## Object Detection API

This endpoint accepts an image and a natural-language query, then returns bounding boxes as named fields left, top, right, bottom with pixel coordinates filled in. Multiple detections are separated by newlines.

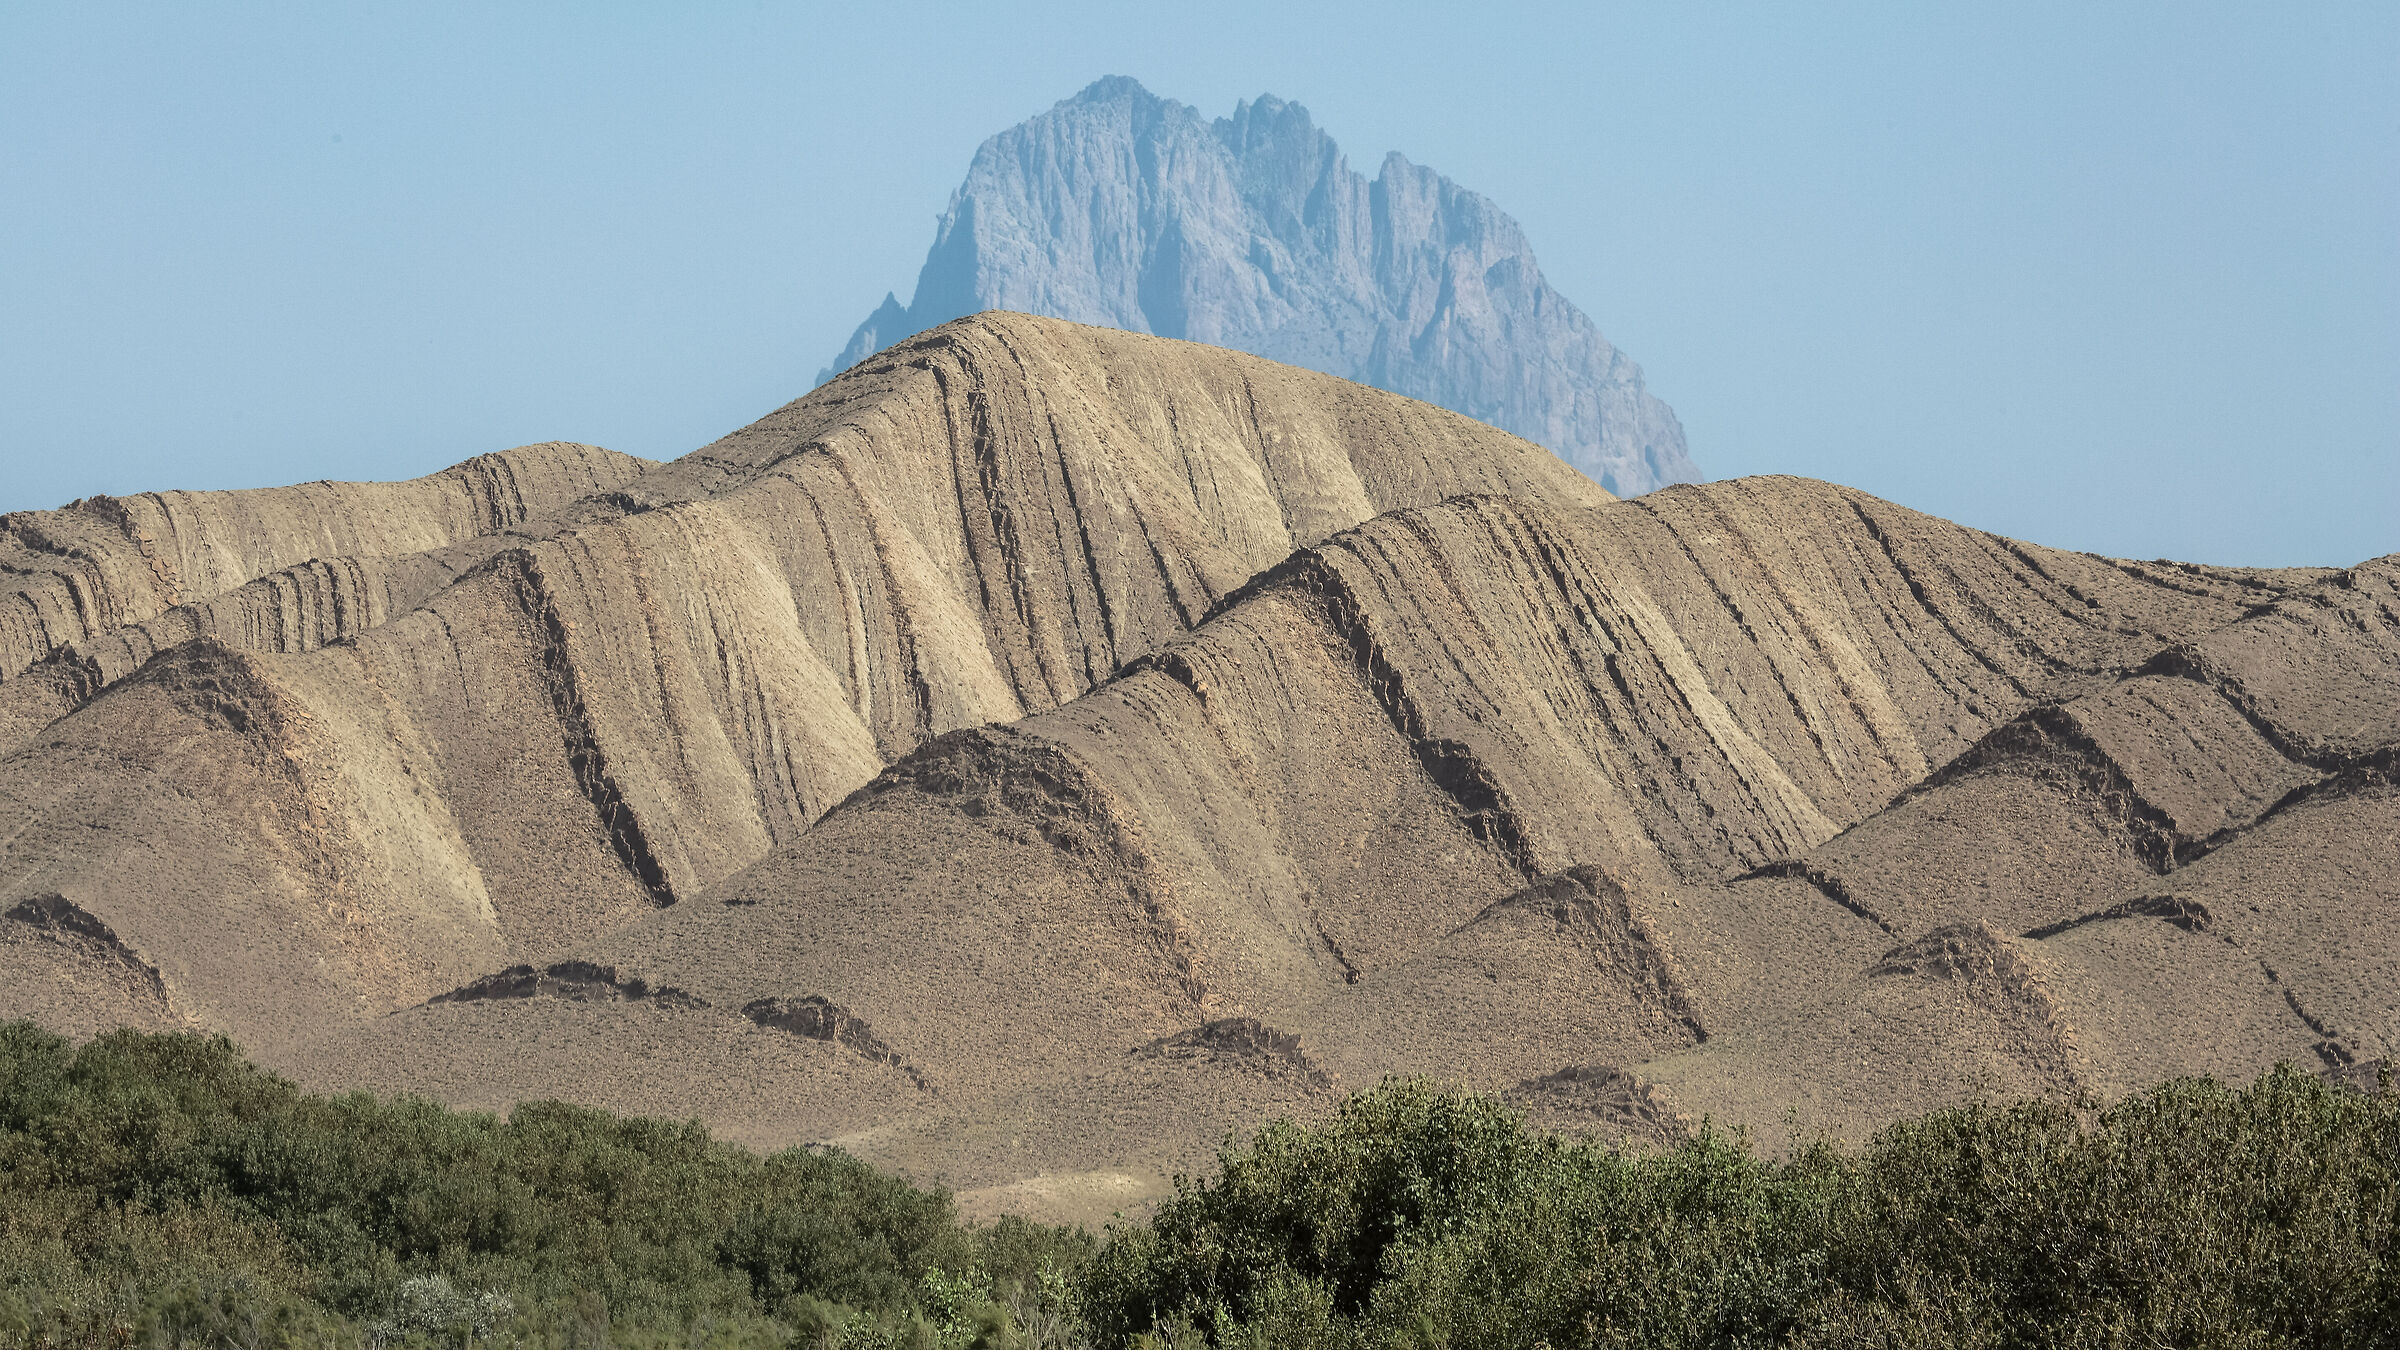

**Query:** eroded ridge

left=0, top=316, right=1604, bottom=1063
left=1458, top=867, right=1709, bottom=1044
left=1, top=319, right=2388, bottom=1226
left=360, top=473, right=2356, bottom=1210
left=0, top=442, right=650, bottom=684
left=1504, top=1064, right=1689, bottom=1145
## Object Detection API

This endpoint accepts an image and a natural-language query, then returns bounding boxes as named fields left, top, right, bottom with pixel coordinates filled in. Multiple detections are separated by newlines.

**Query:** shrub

left=8, top=1023, right=2392, bottom=1350
left=1082, top=1068, right=2400, bottom=1349
left=0, top=1023, right=1089, bottom=1348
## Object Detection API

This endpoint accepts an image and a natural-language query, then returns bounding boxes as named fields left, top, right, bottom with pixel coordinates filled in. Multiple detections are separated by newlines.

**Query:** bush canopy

left=2, top=1021, right=2393, bottom=1349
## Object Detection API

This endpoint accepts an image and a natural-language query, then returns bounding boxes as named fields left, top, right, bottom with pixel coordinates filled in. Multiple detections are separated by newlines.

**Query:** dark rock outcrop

left=4, top=893, right=167, bottom=1005
left=1505, top=1064, right=1689, bottom=1145
left=427, top=961, right=705, bottom=1008
left=744, top=996, right=927, bottom=1088
left=1133, top=1018, right=1331, bottom=1087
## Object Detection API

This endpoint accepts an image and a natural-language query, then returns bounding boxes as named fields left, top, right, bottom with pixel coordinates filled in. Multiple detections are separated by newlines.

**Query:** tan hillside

left=0, top=442, right=655, bottom=754
left=0, top=314, right=1604, bottom=1055
left=2, top=314, right=2389, bottom=1227
left=290, top=480, right=2384, bottom=1218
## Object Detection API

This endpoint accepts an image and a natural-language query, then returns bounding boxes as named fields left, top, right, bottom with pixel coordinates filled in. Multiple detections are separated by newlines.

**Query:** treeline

left=0, top=1024, right=1083, bottom=1349
left=1094, top=1072, right=2398, bottom=1348
left=2, top=1023, right=2394, bottom=1350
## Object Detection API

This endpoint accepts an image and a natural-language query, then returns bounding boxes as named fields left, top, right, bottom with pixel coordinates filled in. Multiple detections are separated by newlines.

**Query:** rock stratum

left=824, top=77, right=1698, bottom=496
left=4, top=314, right=2392, bottom=1226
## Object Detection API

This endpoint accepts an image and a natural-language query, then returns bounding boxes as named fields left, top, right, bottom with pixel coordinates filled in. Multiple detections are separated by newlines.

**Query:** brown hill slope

left=4, top=318, right=2388, bottom=1228
left=0, top=314, right=1604, bottom=1053
left=1638, top=555, right=2400, bottom=1146
left=0, top=443, right=654, bottom=754
left=291, top=480, right=2387, bottom=1218
left=0, top=442, right=650, bottom=681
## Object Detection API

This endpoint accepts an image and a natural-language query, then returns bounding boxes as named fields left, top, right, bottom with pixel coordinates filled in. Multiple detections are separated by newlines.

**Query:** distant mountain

left=822, top=76, right=1699, bottom=495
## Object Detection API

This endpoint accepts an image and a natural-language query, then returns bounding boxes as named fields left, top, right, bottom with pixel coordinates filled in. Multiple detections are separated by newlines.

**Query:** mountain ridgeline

left=823, top=77, right=1698, bottom=496
left=2, top=314, right=2393, bottom=1233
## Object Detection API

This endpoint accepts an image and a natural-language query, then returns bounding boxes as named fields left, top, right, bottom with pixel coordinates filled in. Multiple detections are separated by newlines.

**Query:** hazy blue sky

left=4, top=2, right=2393, bottom=564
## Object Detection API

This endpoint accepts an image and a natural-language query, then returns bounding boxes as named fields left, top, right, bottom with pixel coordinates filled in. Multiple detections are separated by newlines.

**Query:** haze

left=2, top=1, right=2392, bottom=565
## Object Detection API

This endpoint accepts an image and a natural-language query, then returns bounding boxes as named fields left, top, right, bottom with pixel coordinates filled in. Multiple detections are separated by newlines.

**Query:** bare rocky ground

left=3, top=314, right=2390, bottom=1226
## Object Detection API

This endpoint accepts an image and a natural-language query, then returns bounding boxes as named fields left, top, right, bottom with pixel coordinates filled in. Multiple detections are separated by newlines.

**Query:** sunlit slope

left=315, top=480, right=2383, bottom=1214
left=0, top=314, right=1604, bottom=1056
left=5, top=317, right=2388, bottom=1228
left=0, top=443, right=654, bottom=751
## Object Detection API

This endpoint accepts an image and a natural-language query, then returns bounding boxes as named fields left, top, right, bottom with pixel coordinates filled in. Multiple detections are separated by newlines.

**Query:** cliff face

left=823, top=77, right=1699, bottom=496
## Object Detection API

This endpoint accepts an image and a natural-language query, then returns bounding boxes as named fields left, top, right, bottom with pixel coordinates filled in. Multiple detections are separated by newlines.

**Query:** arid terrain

left=5, top=314, right=2392, bottom=1224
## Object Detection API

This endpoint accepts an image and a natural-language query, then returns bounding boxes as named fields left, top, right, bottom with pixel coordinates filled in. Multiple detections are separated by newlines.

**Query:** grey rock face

left=822, top=76, right=1699, bottom=495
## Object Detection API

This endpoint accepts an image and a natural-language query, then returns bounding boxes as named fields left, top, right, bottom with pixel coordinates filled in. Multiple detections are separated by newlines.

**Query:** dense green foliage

left=1087, top=1070, right=2400, bottom=1349
left=5, top=1021, right=2395, bottom=1348
left=0, top=1023, right=1086, bottom=1348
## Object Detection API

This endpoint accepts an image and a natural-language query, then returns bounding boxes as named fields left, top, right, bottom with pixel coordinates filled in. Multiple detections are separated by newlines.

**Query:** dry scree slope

left=4, top=314, right=2389, bottom=1227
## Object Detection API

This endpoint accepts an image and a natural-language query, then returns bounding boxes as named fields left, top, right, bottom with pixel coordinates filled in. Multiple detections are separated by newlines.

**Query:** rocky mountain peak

left=822, top=77, right=1699, bottom=494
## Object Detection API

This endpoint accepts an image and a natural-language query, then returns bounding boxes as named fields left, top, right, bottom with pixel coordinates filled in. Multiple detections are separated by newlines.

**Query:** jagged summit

left=822, top=77, right=1698, bottom=496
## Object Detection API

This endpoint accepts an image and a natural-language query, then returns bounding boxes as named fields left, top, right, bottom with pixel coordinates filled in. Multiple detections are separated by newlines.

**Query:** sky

left=2, top=2, right=2393, bottom=566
